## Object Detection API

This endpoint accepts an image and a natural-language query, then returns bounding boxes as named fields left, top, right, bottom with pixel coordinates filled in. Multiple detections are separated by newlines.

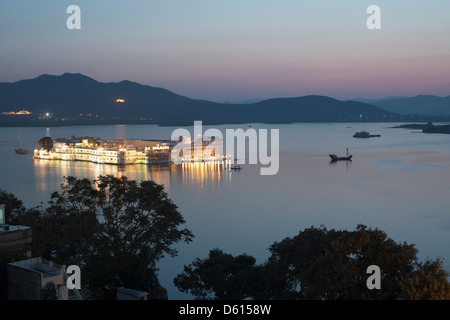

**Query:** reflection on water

left=179, top=161, right=232, bottom=188
left=115, top=125, right=126, bottom=140
left=33, top=159, right=136, bottom=194
left=328, top=159, right=352, bottom=172
left=33, top=158, right=233, bottom=195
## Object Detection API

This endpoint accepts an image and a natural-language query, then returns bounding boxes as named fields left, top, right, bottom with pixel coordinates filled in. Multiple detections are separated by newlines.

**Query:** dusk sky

left=1, top=0, right=449, bottom=102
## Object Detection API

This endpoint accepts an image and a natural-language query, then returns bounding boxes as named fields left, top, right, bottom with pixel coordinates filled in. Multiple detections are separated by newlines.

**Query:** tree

left=29, top=175, right=194, bottom=299
left=400, top=258, right=450, bottom=300
left=37, top=137, right=53, bottom=151
left=174, top=225, right=450, bottom=300
left=174, top=248, right=259, bottom=300
left=0, top=188, right=26, bottom=225
left=87, top=137, right=99, bottom=146
left=41, top=282, right=57, bottom=300
left=0, top=189, right=34, bottom=299
left=264, top=224, right=444, bottom=300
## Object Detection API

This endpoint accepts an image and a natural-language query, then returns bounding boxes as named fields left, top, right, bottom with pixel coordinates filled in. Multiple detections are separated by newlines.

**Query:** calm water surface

left=1, top=122, right=449, bottom=299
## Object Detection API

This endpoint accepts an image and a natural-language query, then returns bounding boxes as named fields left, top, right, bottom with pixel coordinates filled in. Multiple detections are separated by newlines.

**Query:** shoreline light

left=2, top=110, right=32, bottom=115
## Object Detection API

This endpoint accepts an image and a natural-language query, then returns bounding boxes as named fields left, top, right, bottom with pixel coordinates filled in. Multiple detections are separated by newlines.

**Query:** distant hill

left=351, top=97, right=408, bottom=104
left=252, top=96, right=397, bottom=122
left=0, top=73, right=193, bottom=120
left=0, top=73, right=424, bottom=126
left=351, top=95, right=450, bottom=116
left=226, top=98, right=266, bottom=104
left=156, top=95, right=404, bottom=125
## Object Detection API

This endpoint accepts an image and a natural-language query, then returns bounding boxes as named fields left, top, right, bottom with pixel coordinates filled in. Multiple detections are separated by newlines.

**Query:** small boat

left=329, top=154, right=352, bottom=161
left=353, top=131, right=381, bottom=138
left=15, top=141, right=29, bottom=154
left=329, top=148, right=352, bottom=161
left=230, top=165, right=242, bottom=170
left=15, top=148, right=29, bottom=154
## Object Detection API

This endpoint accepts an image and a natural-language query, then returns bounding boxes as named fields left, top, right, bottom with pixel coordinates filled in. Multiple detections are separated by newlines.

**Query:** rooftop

left=8, top=257, right=64, bottom=278
left=0, top=225, right=30, bottom=234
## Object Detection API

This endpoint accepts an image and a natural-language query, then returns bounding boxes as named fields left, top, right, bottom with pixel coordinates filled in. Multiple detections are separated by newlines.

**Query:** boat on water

left=15, top=148, right=29, bottom=154
left=230, top=165, right=242, bottom=170
left=329, top=148, right=352, bottom=161
left=353, top=131, right=381, bottom=138
left=329, top=154, right=352, bottom=161
left=15, top=141, right=29, bottom=154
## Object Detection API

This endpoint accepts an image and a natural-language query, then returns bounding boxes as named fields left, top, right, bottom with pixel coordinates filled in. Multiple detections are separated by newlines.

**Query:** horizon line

left=1, top=72, right=449, bottom=103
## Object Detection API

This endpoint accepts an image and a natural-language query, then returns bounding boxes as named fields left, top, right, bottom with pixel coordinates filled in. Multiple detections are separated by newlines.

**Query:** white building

left=33, top=138, right=185, bottom=165
left=34, top=142, right=139, bottom=165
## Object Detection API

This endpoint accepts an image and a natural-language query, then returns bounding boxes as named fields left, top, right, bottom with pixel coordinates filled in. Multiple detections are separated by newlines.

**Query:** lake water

left=1, top=122, right=450, bottom=299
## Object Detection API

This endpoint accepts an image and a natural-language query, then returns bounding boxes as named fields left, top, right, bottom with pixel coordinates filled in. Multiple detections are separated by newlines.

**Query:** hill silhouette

left=0, top=73, right=420, bottom=126
left=351, top=95, right=450, bottom=116
left=0, top=73, right=191, bottom=120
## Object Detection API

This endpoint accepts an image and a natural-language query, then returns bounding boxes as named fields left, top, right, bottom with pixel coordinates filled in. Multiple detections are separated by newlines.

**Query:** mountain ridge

left=350, top=95, right=450, bottom=116
left=0, top=73, right=440, bottom=126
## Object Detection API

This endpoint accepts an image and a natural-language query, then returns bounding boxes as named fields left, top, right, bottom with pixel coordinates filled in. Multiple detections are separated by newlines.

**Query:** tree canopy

left=175, top=225, right=450, bottom=300
left=37, top=136, right=53, bottom=151
left=174, top=248, right=258, bottom=300
left=87, top=137, right=99, bottom=146
left=17, top=175, right=194, bottom=299
left=0, top=188, right=26, bottom=225
left=265, top=224, right=419, bottom=299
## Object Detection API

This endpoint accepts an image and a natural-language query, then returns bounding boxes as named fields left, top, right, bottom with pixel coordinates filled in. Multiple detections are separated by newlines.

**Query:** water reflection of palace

left=33, top=158, right=234, bottom=195
left=179, top=160, right=232, bottom=188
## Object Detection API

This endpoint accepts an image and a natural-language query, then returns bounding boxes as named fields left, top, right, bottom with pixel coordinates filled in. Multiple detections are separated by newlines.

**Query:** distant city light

left=116, top=99, right=125, bottom=103
left=1, top=110, right=31, bottom=115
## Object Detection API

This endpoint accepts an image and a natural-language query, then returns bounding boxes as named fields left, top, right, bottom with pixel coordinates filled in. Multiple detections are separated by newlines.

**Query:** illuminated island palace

left=33, top=136, right=225, bottom=165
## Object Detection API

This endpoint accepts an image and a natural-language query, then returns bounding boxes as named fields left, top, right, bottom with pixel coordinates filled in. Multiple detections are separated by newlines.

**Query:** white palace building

left=33, top=137, right=173, bottom=165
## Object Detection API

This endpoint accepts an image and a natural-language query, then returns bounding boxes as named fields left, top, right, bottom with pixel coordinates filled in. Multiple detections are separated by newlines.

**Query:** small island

left=393, top=122, right=450, bottom=134
left=353, top=131, right=381, bottom=138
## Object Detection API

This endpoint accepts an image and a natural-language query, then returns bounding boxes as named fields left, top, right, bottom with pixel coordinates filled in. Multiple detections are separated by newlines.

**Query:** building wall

left=0, top=227, right=32, bottom=252
left=6, top=257, right=68, bottom=300
left=7, top=263, right=42, bottom=300
left=106, top=139, right=175, bottom=151
left=34, top=139, right=176, bottom=164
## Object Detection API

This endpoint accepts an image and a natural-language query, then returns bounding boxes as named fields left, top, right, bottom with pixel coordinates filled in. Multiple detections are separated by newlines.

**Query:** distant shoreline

left=1, top=119, right=449, bottom=128
left=393, top=122, right=450, bottom=134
